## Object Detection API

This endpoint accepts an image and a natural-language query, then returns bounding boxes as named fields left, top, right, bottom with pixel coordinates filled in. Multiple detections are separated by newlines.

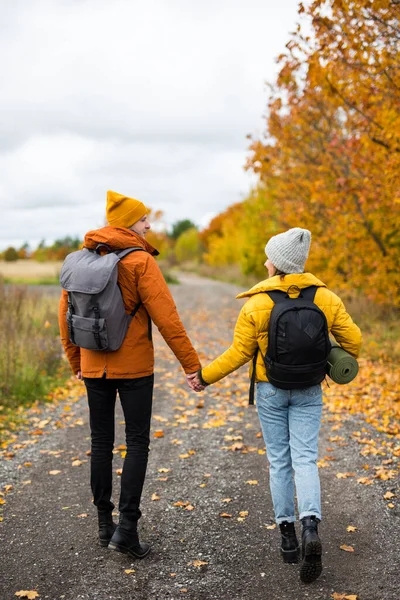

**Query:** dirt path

left=0, top=274, right=398, bottom=600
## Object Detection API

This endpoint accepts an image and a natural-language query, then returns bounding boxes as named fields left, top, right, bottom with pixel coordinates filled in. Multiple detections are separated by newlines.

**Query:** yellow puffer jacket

left=201, top=273, right=362, bottom=385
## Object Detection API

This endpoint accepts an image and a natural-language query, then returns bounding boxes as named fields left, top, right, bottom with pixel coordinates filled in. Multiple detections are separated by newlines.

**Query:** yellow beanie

left=106, top=190, right=147, bottom=228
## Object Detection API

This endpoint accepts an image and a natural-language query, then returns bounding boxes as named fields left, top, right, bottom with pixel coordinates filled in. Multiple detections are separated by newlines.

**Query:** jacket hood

left=236, top=272, right=327, bottom=299
left=83, top=226, right=159, bottom=256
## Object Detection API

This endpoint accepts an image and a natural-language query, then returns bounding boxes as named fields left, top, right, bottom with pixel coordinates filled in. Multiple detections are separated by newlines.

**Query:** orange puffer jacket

left=59, top=227, right=201, bottom=378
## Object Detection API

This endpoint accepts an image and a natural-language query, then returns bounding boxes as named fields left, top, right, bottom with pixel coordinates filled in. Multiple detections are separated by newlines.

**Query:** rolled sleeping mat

left=326, top=344, right=359, bottom=384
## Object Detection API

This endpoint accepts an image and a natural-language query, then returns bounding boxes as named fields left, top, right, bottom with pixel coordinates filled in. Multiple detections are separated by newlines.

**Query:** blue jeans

left=256, top=382, right=323, bottom=524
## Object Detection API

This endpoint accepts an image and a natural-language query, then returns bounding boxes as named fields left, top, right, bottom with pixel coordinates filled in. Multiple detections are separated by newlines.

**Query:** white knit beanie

left=265, top=228, right=311, bottom=274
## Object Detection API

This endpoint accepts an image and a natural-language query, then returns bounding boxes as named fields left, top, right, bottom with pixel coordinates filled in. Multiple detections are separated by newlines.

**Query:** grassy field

left=0, top=260, right=63, bottom=284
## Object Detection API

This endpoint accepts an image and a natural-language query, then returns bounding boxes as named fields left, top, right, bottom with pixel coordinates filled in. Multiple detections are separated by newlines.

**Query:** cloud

left=0, top=0, right=302, bottom=249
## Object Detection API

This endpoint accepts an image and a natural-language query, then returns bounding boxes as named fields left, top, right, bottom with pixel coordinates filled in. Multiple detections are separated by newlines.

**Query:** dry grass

left=0, top=260, right=63, bottom=283
left=0, top=281, right=67, bottom=415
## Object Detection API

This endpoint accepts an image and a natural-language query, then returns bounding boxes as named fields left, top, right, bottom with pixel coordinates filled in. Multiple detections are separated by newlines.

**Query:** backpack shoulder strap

left=300, top=285, right=318, bottom=302
left=115, top=247, right=145, bottom=260
left=265, top=290, right=287, bottom=304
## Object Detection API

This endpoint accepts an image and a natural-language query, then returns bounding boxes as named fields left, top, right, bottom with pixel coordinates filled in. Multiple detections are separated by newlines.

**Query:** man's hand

left=76, top=371, right=83, bottom=380
left=186, top=372, right=205, bottom=392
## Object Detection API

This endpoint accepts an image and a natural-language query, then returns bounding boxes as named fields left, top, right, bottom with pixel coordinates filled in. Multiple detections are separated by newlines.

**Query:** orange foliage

left=209, top=1, right=400, bottom=304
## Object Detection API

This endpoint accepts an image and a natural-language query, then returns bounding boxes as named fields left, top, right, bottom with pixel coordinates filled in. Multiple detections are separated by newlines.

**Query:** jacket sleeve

left=137, top=256, right=201, bottom=374
left=58, top=290, right=81, bottom=374
left=201, top=303, right=258, bottom=385
left=330, top=297, right=362, bottom=358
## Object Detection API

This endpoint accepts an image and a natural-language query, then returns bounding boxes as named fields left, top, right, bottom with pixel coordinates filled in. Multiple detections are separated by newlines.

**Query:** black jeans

left=84, top=375, right=154, bottom=522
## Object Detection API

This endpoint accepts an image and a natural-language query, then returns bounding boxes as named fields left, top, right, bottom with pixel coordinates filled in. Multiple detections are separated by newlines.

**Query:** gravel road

left=0, top=274, right=398, bottom=600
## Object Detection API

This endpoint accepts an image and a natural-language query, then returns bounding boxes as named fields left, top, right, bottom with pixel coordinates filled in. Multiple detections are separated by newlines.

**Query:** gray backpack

left=60, top=244, right=144, bottom=351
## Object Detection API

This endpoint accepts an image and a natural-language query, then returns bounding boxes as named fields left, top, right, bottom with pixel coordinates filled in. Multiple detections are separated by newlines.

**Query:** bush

left=3, top=247, right=19, bottom=262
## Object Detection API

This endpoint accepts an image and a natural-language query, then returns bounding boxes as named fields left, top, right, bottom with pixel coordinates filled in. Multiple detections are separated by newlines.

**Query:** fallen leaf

left=15, top=592, right=39, bottom=599
left=124, top=569, right=135, bottom=574
left=153, top=430, right=164, bottom=438
left=48, top=470, right=61, bottom=476
left=184, top=504, right=195, bottom=511
left=180, top=590, right=188, bottom=594
left=239, top=511, right=249, bottom=517
left=219, top=512, right=232, bottom=518
left=340, top=544, right=355, bottom=552
left=23, top=462, right=32, bottom=467
left=0, top=498, right=5, bottom=505
left=245, top=480, right=258, bottom=485
left=264, top=523, right=277, bottom=530
left=336, top=472, right=356, bottom=479
left=189, top=559, right=208, bottom=568
left=77, top=513, right=88, bottom=518
left=116, top=468, right=122, bottom=476
left=151, top=493, right=160, bottom=501
left=357, top=477, right=374, bottom=485
left=158, top=468, right=171, bottom=473
left=71, top=460, right=84, bottom=467
left=387, top=503, right=395, bottom=508
left=170, top=573, right=176, bottom=577
left=179, top=453, right=190, bottom=459
left=383, top=491, right=396, bottom=500
left=221, top=498, right=232, bottom=503
left=346, top=526, right=357, bottom=533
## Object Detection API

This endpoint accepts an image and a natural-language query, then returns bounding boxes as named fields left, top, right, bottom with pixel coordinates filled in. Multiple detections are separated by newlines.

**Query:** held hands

left=186, top=371, right=206, bottom=393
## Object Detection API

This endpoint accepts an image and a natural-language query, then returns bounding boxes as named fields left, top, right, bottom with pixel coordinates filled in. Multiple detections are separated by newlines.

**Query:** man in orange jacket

left=59, top=190, right=201, bottom=559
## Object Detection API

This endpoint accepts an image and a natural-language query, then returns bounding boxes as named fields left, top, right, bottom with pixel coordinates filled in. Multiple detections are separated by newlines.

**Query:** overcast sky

left=0, top=0, right=303, bottom=250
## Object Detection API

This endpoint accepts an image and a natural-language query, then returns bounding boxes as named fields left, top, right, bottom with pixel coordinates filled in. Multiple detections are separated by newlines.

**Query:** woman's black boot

left=279, top=521, right=300, bottom=563
left=300, top=516, right=322, bottom=583
left=98, top=511, right=117, bottom=547
left=109, top=515, right=150, bottom=559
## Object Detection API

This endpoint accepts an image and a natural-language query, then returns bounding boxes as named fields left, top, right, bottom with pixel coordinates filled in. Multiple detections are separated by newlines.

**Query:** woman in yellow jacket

left=194, top=228, right=362, bottom=584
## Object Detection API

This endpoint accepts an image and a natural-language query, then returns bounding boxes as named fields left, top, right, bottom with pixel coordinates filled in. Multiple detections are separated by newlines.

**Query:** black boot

left=98, top=511, right=117, bottom=547
left=300, top=516, right=322, bottom=583
left=279, top=521, right=300, bottom=563
left=108, top=515, right=150, bottom=559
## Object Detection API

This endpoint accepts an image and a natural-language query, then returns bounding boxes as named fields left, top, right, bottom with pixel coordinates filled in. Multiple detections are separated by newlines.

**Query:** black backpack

left=249, top=285, right=330, bottom=404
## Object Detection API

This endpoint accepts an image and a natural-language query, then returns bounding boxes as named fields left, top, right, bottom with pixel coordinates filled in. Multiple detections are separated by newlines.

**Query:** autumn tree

left=245, top=0, right=400, bottom=304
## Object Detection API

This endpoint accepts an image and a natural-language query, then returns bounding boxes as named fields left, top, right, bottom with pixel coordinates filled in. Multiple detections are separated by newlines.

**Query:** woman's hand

left=186, top=372, right=205, bottom=392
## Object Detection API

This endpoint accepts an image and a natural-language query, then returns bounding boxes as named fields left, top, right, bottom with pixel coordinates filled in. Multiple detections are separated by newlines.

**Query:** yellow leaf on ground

left=184, top=504, right=195, bottom=511
left=23, top=463, right=32, bottom=467
left=219, top=512, right=232, bottom=518
left=264, top=524, right=277, bottom=530
left=384, top=491, right=396, bottom=500
left=120, top=451, right=127, bottom=459
left=239, top=511, right=249, bottom=517
left=387, top=503, right=395, bottom=508
left=346, top=526, right=357, bottom=533
left=158, top=468, right=171, bottom=473
left=153, top=430, right=164, bottom=438
left=179, top=453, right=190, bottom=459
left=71, top=460, right=84, bottom=467
left=336, top=472, right=356, bottom=479
left=221, top=498, right=232, bottom=503
left=340, top=544, right=355, bottom=552
left=245, top=480, right=258, bottom=485
left=116, top=468, right=122, bottom=476
left=0, top=498, right=5, bottom=505
left=48, top=470, right=61, bottom=476
left=77, top=513, right=88, bottom=518
left=124, top=569, right=135, bottom=574
left=15, top=592, right=40, bottom=599
left=151, top=493, right=160, bottom=501
left=189, top=559, right=208, bottom=568
left=357, top=477, right=374, bottom=485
